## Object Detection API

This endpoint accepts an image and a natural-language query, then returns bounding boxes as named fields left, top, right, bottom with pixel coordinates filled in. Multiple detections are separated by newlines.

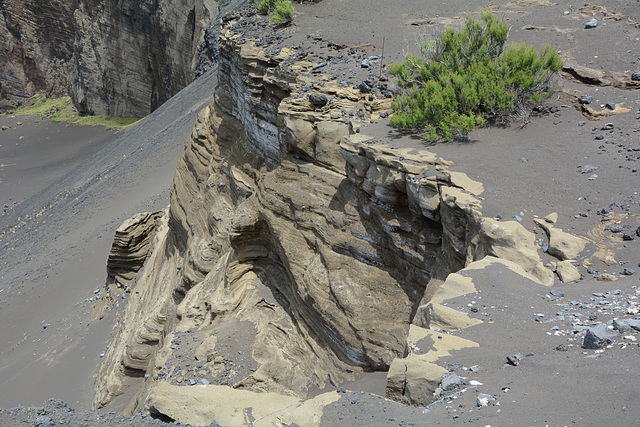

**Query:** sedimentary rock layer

left=94, top=7, right=559, bottom=421
left=0, top=0, right=217, bottom=116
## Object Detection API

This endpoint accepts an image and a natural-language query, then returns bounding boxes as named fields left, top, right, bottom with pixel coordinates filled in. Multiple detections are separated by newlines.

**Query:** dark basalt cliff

left=0, top=0, right=217, bottom=116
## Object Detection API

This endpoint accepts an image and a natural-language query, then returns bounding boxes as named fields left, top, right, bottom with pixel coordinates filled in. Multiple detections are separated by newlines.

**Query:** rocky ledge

left=96, top=4, right=594, bottom=424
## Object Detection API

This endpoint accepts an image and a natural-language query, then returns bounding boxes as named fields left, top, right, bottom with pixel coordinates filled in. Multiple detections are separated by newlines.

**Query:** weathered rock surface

left=107, top=211, right=164, bottom=282
left=94, top=7, right=562, bottom=419
left=0, top=0, right=217, bottom=116
left=534, top=218, right=588, bottom=261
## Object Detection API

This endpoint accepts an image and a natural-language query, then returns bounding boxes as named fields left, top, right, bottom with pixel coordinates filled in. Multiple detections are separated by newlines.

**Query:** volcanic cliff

left=95, top=5, right=561, bottom=423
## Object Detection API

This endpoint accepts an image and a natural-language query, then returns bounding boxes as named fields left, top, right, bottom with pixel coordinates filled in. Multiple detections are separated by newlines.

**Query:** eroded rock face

left=0, top=0, right=217, bottom=116
left=94, top=8, right=556, bottom=419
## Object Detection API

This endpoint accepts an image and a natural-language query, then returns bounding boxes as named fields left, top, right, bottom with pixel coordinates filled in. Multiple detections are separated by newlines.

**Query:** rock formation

left=0, top=0, right=217, bottom=116
left=95, top=6, right=559, bottom=422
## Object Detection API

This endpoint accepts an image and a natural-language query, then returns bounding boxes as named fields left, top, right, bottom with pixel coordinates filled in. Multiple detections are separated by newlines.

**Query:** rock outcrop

left=0, top=0, right=217, bottom=116
left=94, top=7, right=559, bottom=420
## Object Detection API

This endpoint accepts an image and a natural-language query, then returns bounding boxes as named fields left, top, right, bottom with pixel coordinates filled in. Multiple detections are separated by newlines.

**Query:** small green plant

left=252, top=0, right=294, bottom=24
left=388, top=9, right=563, bottom=141
left=254, top=0, right=275, bottom=14
left=3, top=95, right=141, bottom=130
left=271, top=1, right=294, bottom=25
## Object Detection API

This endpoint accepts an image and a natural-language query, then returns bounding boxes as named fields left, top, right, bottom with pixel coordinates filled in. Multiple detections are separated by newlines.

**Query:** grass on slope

left=5, top=95, right=141, bottom=130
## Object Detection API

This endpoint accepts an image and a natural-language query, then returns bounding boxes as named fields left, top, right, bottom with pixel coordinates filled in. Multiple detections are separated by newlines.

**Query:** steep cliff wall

left=94, top=7, right=555, bottom=421
left=0, top=0, right=217, bottom=116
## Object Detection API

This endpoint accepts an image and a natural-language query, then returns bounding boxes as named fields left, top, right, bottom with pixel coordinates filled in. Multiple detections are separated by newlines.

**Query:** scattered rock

left=613, top=318, right=640, bottom=333
left=622, top=233, right=634, bottom=241
left=556, top=260, right=580, bottom=283
left=597, top=273, right=617, bottom=282
left=579, top=165, right=598, bottom=174
left=544, top=212, right=558, bottom=224
left=584, top=18, right=598, bottom=29
left=632, top=71, right=640, bottom=82
left=579, top=95, right=593, bottom=104
left=506, top=352, right=524, bottom=366
left=440, top=371, right=461, bottom=391
left=621, top=268, right=635, bottom=276
left=477, top=393, right=496, bottom=407
left=1, top=125, right=10, bottom=131
left=309, top=93, right=328, bottom=107
left=583, top=324, right=618, bottom=349
left=605, top=102, right=616, bottom=111
left=550, top=289, right=565, bottom=297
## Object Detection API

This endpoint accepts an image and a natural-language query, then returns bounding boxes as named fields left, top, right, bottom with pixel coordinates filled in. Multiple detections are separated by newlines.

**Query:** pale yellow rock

left=597, top=273, right=618, bottom=282
left=534, top=218, right=588, bottom=261
left=429, top=273, right=476, bottom=305
left=147, top=382, right=339, bottom=426
left=556, top=260, right=581, bottom=283
left=544, top=212, right=558, bottom=224
left=413, top=302, right=482, bottom=331
left=315, top=121, right=349, bottom=170
left=386, top=325, right=478, bottom=406
left=439, top=170, right=484, bottom=196
left=475, top=220, right=555, bottom=286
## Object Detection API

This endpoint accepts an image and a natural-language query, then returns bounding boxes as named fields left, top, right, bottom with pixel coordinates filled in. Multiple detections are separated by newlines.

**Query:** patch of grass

left=5, top=95, right=141, bottom=130
left=388, top=9, right=563, bottom=142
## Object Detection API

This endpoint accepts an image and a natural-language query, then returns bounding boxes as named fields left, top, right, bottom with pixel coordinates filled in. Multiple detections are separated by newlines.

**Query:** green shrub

left=271, top=1, right=294, bottom=24
left=388, top=9, right=563, bottom=141
left=254, top=0, right=275, bottom=14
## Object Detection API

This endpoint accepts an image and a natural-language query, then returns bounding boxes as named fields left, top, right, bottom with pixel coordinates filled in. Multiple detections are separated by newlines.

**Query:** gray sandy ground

left=1, top=0, right=640, bottom=425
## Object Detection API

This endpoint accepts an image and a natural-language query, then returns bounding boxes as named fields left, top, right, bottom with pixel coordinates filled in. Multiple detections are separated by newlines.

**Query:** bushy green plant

left=271, top=1, right=294, bottom=24
left=254, top=0, right=275, bottom=14
left=388, top=9, right=563, bottom=141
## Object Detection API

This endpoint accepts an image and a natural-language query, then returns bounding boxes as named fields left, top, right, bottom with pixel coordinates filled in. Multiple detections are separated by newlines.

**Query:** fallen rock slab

left=583, top=324, right=618, bottom=349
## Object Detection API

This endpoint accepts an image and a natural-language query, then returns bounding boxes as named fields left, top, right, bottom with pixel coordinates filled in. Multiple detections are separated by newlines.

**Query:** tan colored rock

left=544, top=212, right=558, bottom=224
left=315, top=121, right=350, bottom=170
left=106, top=210, right=164, bottom=281
left=147, top=382, right=339, bottom=426
left=386, top=325, right=478, bottom=406
left=194, top=335, right=218, bottom=363
left=474, top=219, right=555, bottom=286
left=556, top=260, right=581, bottom=283
left=597, top=273, right=618, bottom=282
left=413, top=302, right=482, bottom=331
left=534, top=218, right=588, bottom=261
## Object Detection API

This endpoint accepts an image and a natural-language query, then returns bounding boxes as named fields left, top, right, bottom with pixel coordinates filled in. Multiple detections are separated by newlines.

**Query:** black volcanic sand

left=0, top=66, right=220, bottom=411
left=1, top=0, right=640, bottom=425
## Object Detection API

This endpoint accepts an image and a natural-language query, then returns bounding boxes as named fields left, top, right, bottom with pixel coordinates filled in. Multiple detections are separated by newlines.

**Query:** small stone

left=622, top=233, right=634, bottom=241
left=583, top=324, right=618, bottom=349
left=578, top=121, right=586, bottom=126
left=635, top=226, right=640, bottom=237
left=631, top=71, right=640, bottom=82
left=440, top=371, right=461, bottom=391
left=550, top=289, right=565, bottom=297
left=309, top=93, right=328, bottom=107
left=597, top=273, right=617, bottom=282
left=588, top=174, right=598, bottom=181
left=513, top=215, right=522, bottom=222
left=579, top=165, right=598, bottom=174
left=579, top=95, right=593, bottom=104
left=469, top=365, right=479, bottom=372
left=506, top=353, right=524, bottom=366
left=477, top=393, right=496, bottom=407
left=585, top=18, right=598, bottom=29
left=1, top=125, right=9, bottom=131
left=610, top=225, right=623, bottom=233
left=605, top=102, right=616, bottom=110
left=622, top=268, right=635, bottom=276
left=198, top=379, right=210, bottom=385
left=357, top=80, right=373, bottom=93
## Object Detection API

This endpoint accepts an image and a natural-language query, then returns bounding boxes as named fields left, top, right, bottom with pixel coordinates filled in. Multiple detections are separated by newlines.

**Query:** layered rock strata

left=95, top=8, right=564, bottom=422
left=0, top=0, right=217, bottom=116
